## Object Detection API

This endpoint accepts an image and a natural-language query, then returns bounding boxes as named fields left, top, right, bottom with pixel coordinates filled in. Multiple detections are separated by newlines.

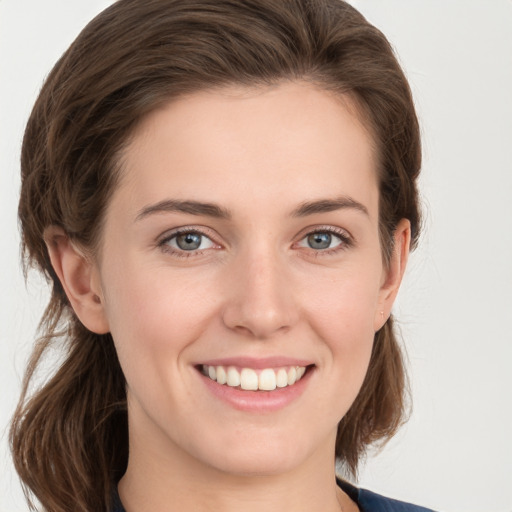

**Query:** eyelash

left=295, top=226, right=353, bottom=255
left=158, top=226, right=353, bottom=258
left=158, top=227, right=220, bottom=258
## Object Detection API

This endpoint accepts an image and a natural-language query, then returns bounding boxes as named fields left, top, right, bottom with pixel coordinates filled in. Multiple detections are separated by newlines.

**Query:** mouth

left=198, top=364, right=313, bottom=391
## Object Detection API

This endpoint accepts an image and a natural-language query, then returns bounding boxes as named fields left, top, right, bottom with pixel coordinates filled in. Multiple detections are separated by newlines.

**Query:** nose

left=221, top=249, right=299, bottom=339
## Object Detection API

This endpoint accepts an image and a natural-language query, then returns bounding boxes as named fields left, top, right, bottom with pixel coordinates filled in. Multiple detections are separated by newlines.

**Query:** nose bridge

left=222, top=243, right=298, bottom=338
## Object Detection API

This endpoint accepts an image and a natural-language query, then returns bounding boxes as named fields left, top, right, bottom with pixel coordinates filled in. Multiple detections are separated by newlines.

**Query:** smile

left=201, top=364, right=307, bottom=391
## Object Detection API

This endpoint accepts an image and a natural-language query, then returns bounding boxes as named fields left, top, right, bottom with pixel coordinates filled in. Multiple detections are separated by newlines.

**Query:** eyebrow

left=135, top=199, right=232, bottom=222
left=135, top=195, right=369, bottom=222
left=291, top=196, right=369, bottom=217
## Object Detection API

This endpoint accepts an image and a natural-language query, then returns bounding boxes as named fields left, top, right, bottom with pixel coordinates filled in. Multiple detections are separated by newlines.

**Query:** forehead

left=113, top=81, right=379, bottom=220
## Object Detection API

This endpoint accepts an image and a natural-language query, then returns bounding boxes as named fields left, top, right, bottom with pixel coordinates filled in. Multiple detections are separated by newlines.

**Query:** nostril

left=220, top=280, right=299, bottom=338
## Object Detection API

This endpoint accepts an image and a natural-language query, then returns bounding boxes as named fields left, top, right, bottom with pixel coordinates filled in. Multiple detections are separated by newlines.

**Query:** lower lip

left=198, top=368, right=313, bottom=413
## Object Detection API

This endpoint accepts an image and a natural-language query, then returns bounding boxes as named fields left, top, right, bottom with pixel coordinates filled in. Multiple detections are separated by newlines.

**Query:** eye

left=305, top=232, right=340, bottom=250
left=296, top=228, right=351, bottom=252
left=162, top=230, right=216, bottom=252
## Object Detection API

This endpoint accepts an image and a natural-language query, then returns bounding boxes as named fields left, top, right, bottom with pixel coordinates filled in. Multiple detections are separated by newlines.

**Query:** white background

left=1, top=1, right=511, bottom=511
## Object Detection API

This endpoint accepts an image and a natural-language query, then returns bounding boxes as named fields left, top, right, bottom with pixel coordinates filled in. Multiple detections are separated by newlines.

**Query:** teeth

left=259, top=368, right=276, bottom=391
left=216, top=366, right=227, bottom=385
left=287, top=366, right=297, bottom=385
left=227, top=366, right=241, bottom=387
left=276, top=368, right=288, bottom=388
left=240, top=368, right=259, bottom=390
left=202, top=364, right=308, bottom=391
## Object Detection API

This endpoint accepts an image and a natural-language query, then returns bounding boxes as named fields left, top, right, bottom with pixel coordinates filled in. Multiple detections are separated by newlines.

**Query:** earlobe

left=44, top=226, right=110, bottom=334
left=374, top=219, right=411, bottom=331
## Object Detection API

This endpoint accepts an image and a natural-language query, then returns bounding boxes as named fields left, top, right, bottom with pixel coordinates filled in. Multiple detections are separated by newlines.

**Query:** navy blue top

left=112, top=479, right=435, bottom=511
left=338, top=479, right=435, bottom=512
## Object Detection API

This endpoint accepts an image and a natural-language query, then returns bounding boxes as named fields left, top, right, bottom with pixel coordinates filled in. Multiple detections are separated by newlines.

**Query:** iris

left=307, top=232, right=332, bottom=250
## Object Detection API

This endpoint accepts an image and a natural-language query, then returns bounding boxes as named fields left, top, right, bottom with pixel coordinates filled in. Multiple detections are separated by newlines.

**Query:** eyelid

left=295, top=224, right=352, bottom=240
left=157, top=225, right=223, bottom=254
left=293, top=225, right=354, bottom=252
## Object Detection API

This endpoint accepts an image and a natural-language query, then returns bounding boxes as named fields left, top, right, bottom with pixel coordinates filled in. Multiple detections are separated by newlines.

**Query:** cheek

left=100, top=269, right=213, bottom=423
left=307, top=265, right=381, bottom=338
left=305, top=268, right=380, bottom=385
left=100, top=263, right=223, bottom=381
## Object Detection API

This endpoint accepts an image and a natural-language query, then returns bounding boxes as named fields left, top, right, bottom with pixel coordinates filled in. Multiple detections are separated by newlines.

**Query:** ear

left=374, top=218, right=411, bottom=331
left=44, top=226, right=110, bottom=334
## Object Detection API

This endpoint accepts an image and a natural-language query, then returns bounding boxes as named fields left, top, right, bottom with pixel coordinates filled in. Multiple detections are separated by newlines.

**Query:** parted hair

left=11, top=0, right=421, bottom=511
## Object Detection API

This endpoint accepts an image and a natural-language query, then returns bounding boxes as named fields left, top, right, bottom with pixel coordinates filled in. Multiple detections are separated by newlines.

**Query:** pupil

left=176, top=233, right=201, bottom=250
left=308, top=232, right=331, bottom=250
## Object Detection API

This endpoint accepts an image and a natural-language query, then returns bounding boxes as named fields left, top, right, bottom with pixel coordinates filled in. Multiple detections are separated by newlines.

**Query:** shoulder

left=357, top=487, right=436, bottom=512
left=338, top=479, right=437, bottom=512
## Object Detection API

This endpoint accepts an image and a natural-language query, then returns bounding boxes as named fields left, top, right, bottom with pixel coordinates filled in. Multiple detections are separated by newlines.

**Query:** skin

left=46, top=81, right=410, bottom=512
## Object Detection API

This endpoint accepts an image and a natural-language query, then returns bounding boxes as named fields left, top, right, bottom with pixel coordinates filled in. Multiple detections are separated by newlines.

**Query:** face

left=88, top=82, right=407, bottom=478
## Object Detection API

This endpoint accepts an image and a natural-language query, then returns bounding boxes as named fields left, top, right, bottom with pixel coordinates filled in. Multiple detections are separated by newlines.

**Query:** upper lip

left=197, top=356, right=314, bottom=369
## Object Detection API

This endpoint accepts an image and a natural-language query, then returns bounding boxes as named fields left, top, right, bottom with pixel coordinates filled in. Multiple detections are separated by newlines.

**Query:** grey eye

left=297, top=231, right=345, bottom=251
left=169, top=232, right=214, bottom=251
left=177, top=233, right=202, bottom=250
left=161, top=228, right=217, bottom=254
left=307, top=232, right=333, bottom=250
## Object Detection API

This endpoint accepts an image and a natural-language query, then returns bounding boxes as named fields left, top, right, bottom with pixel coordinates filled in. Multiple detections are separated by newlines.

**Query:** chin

left=189, top=429, right=324, bottom=478
left=205, top=451, right=301, bottom=478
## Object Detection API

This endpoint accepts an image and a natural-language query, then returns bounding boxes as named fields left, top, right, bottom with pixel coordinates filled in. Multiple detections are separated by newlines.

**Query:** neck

left=119, top=422, right=346, bottom=512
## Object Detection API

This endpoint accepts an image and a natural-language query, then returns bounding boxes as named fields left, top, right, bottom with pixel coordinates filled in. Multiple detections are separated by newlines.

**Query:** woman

left=11, top=0, right=432, bottom=511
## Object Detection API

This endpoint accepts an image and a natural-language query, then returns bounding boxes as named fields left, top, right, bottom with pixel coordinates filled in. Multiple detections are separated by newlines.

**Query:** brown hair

left=11, top=0, right=421, bottom=510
